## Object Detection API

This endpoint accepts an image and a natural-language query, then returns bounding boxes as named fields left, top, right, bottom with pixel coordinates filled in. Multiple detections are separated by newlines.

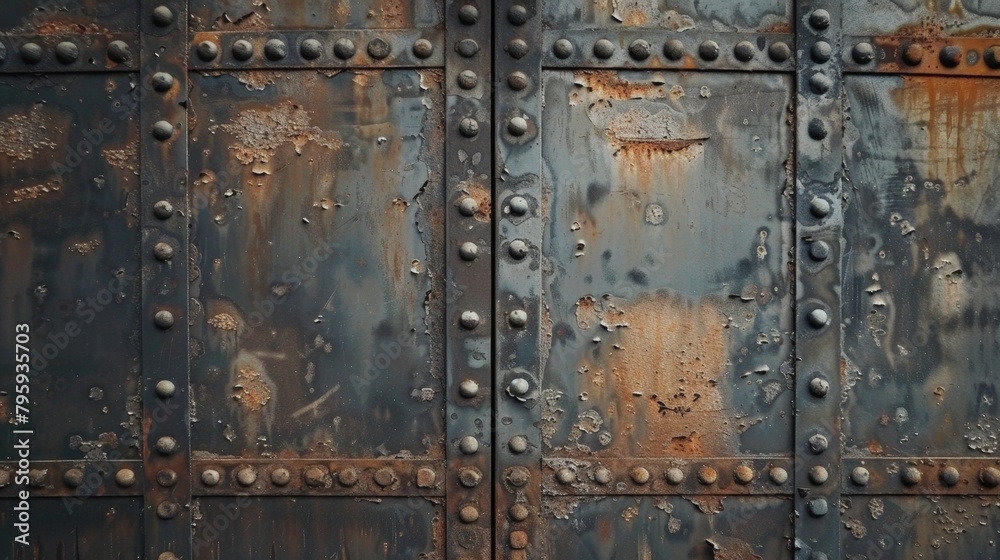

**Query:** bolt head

left=507, top=466, right=530, bottom=487
left=850, top=466, right=870, bottom=486
left=509, top=503, right=530, bottom=521
left=458, top=197, right=479, bottom=216
left=734, top=41, right=755, bottom=62
left=304, top=466, right=330, bottom=487
left=508, top=116, right=528, bottom=136
left=232, top=39, right=254, bottom=61
left=458, top=505, right=480, bottom=523
left=507, top=5, right=529, bottom=25
left=458, top=379, right=479, bottom=398
left=902, top=43, right=924, bottom=66
left=510, top=531, right=528, bottom=550
left=158, top=554, right=179, bottom=560
left=809, top=41, right=832, bottom=64
left=556, top=467, right=576, bottom=484
left=698, top=466, right=718, bottom=485
left=665, top=467, right=684, bottom=485
left=809, top=240, right=831, bottom=262
left=630, top=466, right=650, bottom=485
left=768, top=41, right=791, bottom=62
left=337, top=467, right=359, bottom=487
left=151, top=72, right=174, bottom=92
left=984, top=46, right=1000, bottom=69
left=152, top=120, right=174, bottom=141
left=154, top=242, right=174, bottom=261
left=300, top=38, right=323, bottom=60
left=940, top=45, right=962, bottom=68
left=981, top=467, right=1000, bottom=487
left=509, top=196, right=529, bottom=215
left=156, top=500, right=181, bottom=519
left=412, top=38, right=433, bottom=59
left=593, top=38, right=615, bottom=59
left=458, top=466, right=482, bottom=488
left=809, top=72, right=833, bottom=94
left=807, top=308, right=830, bottom=329
left=508, top=310, right=527, bottom=328
left=852, top=42, right=875, bottom=64
left=939, top=466, right=961, bottom=486
left=898, top=466, right=919, bottom=486
left=664, top=39, right=685, bottom=61
left=457, top=69, right=478, bottom=89
left=374, top=467, right=396, bottom=487
left=155, top=436, right=178, bottom=455
left=769, top=467, right=788, bottom=485
left=197, top=41, right=219, bottom=61
left=459, top=310, right=480, bottom=329
left=507, top=71, right=528, bottom=90
left=458, top=242, right=478, bottom=261
left=367, top=38, right=390, bottom=59
left=807, top=118, right=828, bottom=140
left=698, top=40, right=720, bottom=61
left=809, top=466, right=829, bottom=485
left=264, top=38, right=287, bottom=61
left=508, top=435, right=528, bottom=454
left=155, top=379, right=176, bottom=398
left=508, top=377, right=530, bottom=396
left=201, top=469, right=221, bottom=486
left=152, top=5, right=174, bottom=26
left=808, top=376, right=830, bottom=397
left=809, top=196, right=831, bottom=218
left=63, top=468, right=84, bottom=488
left=271, top=467, right=291, bottom=486
left=156, top=468, right=178, bottom=487
left=20, top=42, right=42, bottom=64
left=809, top=9, right=831, bottom=30
left=237, top=467, right=257, bottom=486
left=416, top=467, right=437, bottom=488
left=734, top=465, right=755, bottom=484
left=595, top=466, right=613, bottom=485
left=807, top=433, right=829, bottom=454
left=154, top=310, right=175, bottom=329
left=808, top=498, right=828, bottom=517
left=333, top=38, right=356, bottom=59
left=115, top=468, right=136, bottom=487
left=459, top=117, right=479, bottom=138
left=458, top=435, right=479, bottom=455
left=628, top=39, right=651, bottom=61
left=507, top=39, right=529, bottom=59
left=553, top=38, right=574, bottom=59
left=457, top=38, right=480, bottom=58
left=509, top=239, right=529, bottom=259
left=458, top=4, right=480, bottom=25
left=55, top=41, right=79, bottom=64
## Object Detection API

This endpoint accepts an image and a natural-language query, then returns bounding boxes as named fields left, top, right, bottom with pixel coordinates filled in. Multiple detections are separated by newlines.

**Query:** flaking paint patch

left=103, top=143, right=137, bottom=174
left=229, top=351, right=276, bottom=443
left=8, top=179, right=61, bottom=203
left=707, top=535, right=761, bottom=560
left=0, top=106, right=58, bottom=161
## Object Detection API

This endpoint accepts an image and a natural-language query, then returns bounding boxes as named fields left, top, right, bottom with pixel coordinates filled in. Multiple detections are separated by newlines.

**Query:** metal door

left=2, top=1, right=1000, bottom=559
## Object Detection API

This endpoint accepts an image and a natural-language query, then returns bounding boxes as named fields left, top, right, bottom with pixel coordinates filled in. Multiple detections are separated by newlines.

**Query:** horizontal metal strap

left=842, top=457, right=1000, bottom=495
left=0, top=459, right=142, bottom=497
left=842, top=35, right=1000, bottom=77
left=0, top=33, right=139, bottom=74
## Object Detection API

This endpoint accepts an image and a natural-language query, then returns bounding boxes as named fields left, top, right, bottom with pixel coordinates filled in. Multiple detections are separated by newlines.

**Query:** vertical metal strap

left=794, top=4, right=843, bottom=560
left=494, top=2, right=541, bottom=558
left=140, top=2, right=190, bottom=558
left=445, top=1, right=493, bottom=558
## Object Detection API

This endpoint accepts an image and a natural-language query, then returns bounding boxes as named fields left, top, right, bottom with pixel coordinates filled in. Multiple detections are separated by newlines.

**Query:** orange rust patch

left=459, top=181, right=491, bottom=223
left=68, top=240, right=100, bottom=255
left=208, top=313, right=238, bottom=331
left=233, top=365, right=271, bottom=411
left=9, top=179, right=61, bottom=203
left=867, top=440, right=885, bottom=455
left=0, top=106, right=57, bottom=161
left=707, top=535, right=762, bottom=560
left=572, top=71, right=668, bottom=101
left=103, top=143, right=137, bottom=173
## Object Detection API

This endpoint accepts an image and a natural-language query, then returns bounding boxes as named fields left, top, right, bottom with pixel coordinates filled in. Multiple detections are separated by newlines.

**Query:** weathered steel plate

left=0, top=497, right=143, bottom=558
left=541, top=0, right=791, bottom=31
left=188, top=0, right=442, bottom=31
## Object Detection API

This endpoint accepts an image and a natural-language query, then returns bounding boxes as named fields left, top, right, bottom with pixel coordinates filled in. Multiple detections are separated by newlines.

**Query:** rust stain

left=572, top=71, right=668, bottom=101
left=68, top=239, right=100, bottom=255
left=707, top=536, right=762, bottom=560
left=233, top=365, right=271, bottom=411
left=687, top=496, right=726, bottom=515
left=212, top=11, right=268, bottom=30
left=103, top=143, right=137, bottom=174
left=8, top=179, right=61, bottom=203
left=370, top=0, right=410, bottom=28
left=459, top=180, right=491, bottom=223
left=0, top=106, right=58, bottom=161
left=208, top=313, right=239, bottom=331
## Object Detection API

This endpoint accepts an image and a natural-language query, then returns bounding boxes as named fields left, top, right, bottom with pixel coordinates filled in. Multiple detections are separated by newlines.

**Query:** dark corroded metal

left=843, top=36, right=1000, bottom=77
left=0, top=35, right=138, bottom=73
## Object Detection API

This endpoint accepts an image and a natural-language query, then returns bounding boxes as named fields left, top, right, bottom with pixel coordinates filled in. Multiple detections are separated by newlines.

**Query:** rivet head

left=809, top=466, right=829, bottom=485
left=507, top=466, right=530, bottom=487
left=154, top=310, right=175, bottom=329
left=508, top=5, right=529, bottom=25
left=458, top=505, right=480, bottom=523
left=556, top=467, right=576, bottom=485
left=664, top=39, right=685, bottom=61
left=808, top=498, right=828, bottom=517
left=593, top=38, right=615, bottom=59
left=630, top=466, right=650, bottom=485
left=809, top=240, right=830, bottom=262
left=807, top=308, right=830, bottom=329
left=808, top=376, right=830, bottom=397
left=459, top=117, right=479, bottom=138
left=155, top=379, right=176, bottom=398
left=809, top=9, right=831, bottom=30
left=939, top=466, right=960, bottom=487
left=157, top=468, right=178, bottom=487
left=628, top=39, right=651, bottom=61
left=808, top=433, right=829, bottom=454
left=152, top=5, right=174, bottom=26
left=809, top=72, right=833, bottom=94
left=698, top=466, right=718, bottom=485
left=271, top=467, right=291, bottom=486
left=412, top=38, right=433, bottom=59
left=374, top=467, right=396, bottom=487
left=698, top=40, right=720, bottom=61
left=152, top=120, right=174, bottom=141
left=508, top=435, right=528, bottom=454
left=507, top=39, right=529, bottom=60
left=902, top=43, right=924, bottom=66
left=459, top=436, right=479, bottom=455
left=416, top=467, right=437, bottom=488
left=510, top=530, right=529, bottom=550
left=156, top=501, right=181, bottom=520
left=458, top=4, right=479, bottom=25
left=509, top=503, right=530, bottom=521
left=458, top=197, right=479, bottom=216
left=333, top=38, right=356, bottom=59
left=264, top=38, right=287, bottom=61
left=734, top=465, right=755, bottom=485
left=337, top=467, right=359, bottom=487
left=304, top=466, right=329, bottom=487
left=153, top=200, right=174, bottom=219
left=810, top=196, right=831, bottom=218
left=458, top=466, right=482, bottom=488
left=940, top=45, right=962, bottom=68
left=984, top=46, right=1000, bottom=69
left=155, top=436, right=178, bottom=455
left=21, top=43, right=43, bottom=64
left=300, top=38, right=323, bottom=60
left=27, top=469, right=46, bottom=487
left=508, top=310, right=527, bottom=328
left=507, top=71, right=528, bottom=90
left=509, top=196, right=529, bottom=215
left=665, top=467, right=684, bottom=485
left=457, top=38, right=480, bottom=58
left=232, top=39, right=254, bottom=61
left=151, top=72, right=174, bottom=92
left=154, top=242, right=174, bottom=261
left=553, top=38, right=574, bottom=59
left=768, top=41, right=791, bottom=62
left=807, top=118, right=828, bottom=140
left=457, top=69, right=478, bottom=89
left=237, top=467, right=257, bottom=486
left=734, top=41, right=755, bottom=62
left=980, top=467, right=1000, bottom=487
left=852, top=42, right=875, bottom=64
left=769, top=467, right=788, bottom=485
left=508, top=377, right=529, bottom=396
left=458, top=242, right=479, bottom=262
left=459, top=310, right=480, bottom=329
left=595, top=466, right=613, bottom=485
left=63, top=468, right=85, bottom=488
left=367, top=38, right=390, bottom=59
left=811, top=41, right=832, bottom=63
left=508, top=116, right=528, bottom=136
left=196, top=41, right=219, bottom=61
left=115, top=468, right=136, bottom=487
left=458, top=379, right=479, bottom=398
left=157, top=553, right=178, bottom=560
left=201, top=469, right=221, bottom=486
left=55, top=41, right=79, bottom=64
left=850, top=466, right=870, bottom=486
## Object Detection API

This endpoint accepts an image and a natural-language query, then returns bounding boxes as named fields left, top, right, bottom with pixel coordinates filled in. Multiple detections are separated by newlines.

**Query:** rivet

left=807, top=308, right=830, bottom=329
left=154, top=310, right=175, bottom=329
left=416, top=467, right=437, bottom=488
left=337, top=467, right=359, bottom=487
left=154, top=242, right=174, bottom=261
left=156, top=468, right=178, bottom=487
left=510, top=530, right=529, bottom=550
left=809, top=72, right=833, bottom=94
left=155, top=436, right=178, bottom=455
left=374, top=467, right=396, bottom=487
left=664, top=39, right=685, bottom=61
left=152, top=5, right=174, bottom=26
left=552, top=38, right=574, bottom=59
left=628, top=39, right=651, bottom=61
left=811, top=41, right=832, bottom=63
left=807, top=118, right=828, bottom=140
left=271, top=467, right=291, bottom=486
left=412, top=38, right=434, bottom=59
left=152, top=120, right=174, bottom=141
left=459, top=505, right=480, bottom=523
left=768, top=41, right=791, bottom=62
left=156, top=501, right=181, bottom=520
left=665, top=467, right=684, bottom=485
left=507, top=436, right=529, bottom=455
left=27, top=469, right=46, bottom=487
left=852, top=42, right=875, bottom=64
left=940, top=45, right=962, bottom=68
left=593, top=38, right=615, bottom=59
left=459, top=436, right=479, bottom=455
left=809, top=9, right=831, bottom=30
left=509, top=503, right=529, bottom=521
left=155, top=379, right=176, bottom=398
left=698, top=466, right=718, bottom=485
left=630, top=466, right=650, bottom=485
left=367, top=38, right=390, bottom=59
left=55, top=41, right=79, bottom=64
left=459, top=117, right=479, bottom=138
left=508, top=5, right=529, bottom=25
left=508, top=116, right=528, bottom=136
left=939, top=466, right=960, bottom=487
left=769, top=467, right=788, bottom=485
left=985, top=46, right=1000, bottom=69
left=151, top=72, right=174, bottom=92
left=507, top=71, right=528, bottom=90
left=902, top=43, right=924, bottom=66
left=807, top=433, right=829, bottom=454
left=459, top=310, right=480, bottom=329
left=698, top=40, right=720, bottom=61
left=507, top=466, right=530, bottom=487
left=508, top=377, right=529, bottom=396
left=508, top=310, right=527, bottom=328
left=901, top=466, right=921, bottom=486
left=153, top=200, right=174, bottom=219
left=556, top=468, right=576, bottom=485
left=509, top=196, right=529, bottom=215
left=333, top=38, right=356, bottom=59
left=508, top=240, right=529, bottom=260
left=809, top=196, right=831, bottom=218
left=459, top=242, right=478, bottom=261
left=196, top=41, right=219, bottom=61
left=458, top=379, right=479, bottom=398
left=808, top=498, right=828, bottom=517
left=808, top=376, right=830, bottom=397
left=734, top=465, right=755, bottom=485
left=237, top=467, right=257, bottom=486
left=264, top=38, right=287, bottom=61
left=458, top=197, right=479, bottom=216
left=157, top=554, right=178, bottom=560
left=734, top=41, right=755, bottom=62
left=63, top=468, right=85, bottom=488
left=595, top=466, right=612, bottom=485
left=458, top=5, right=479, bottom=25
left=507, top=39, right=529, bottom=60
left=457, top=38, right=479, bottom=58
left=809, top=466, right=829, bottom=485
left=21, top=43, right=43, bottom=64
left=850, top=466, right=870, bottom=486
left=458, top=466, right=482, bottom=488
left=201, top=469, right=221, bottom=486
left=304, top=466, right=329, bottom=487
left=232, top=39, right=254, bottom=61
left=115, top=468, right=136, bottom=487
left=457, top=69, right=478, bottom=89
left=300, top=38, right=323, bottom=60
left=809, top=240, right=830, bottom=262
left=980, top=467, right=1000, bottom=487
